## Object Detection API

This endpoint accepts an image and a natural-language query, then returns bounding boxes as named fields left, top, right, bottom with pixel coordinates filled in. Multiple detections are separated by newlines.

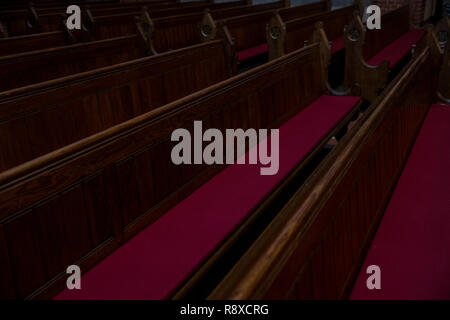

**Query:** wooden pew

left=344, top=5, right=440, bottom=102
left=351, top=103, right=450, bottom=299
left=0, top=40, right=361, bottom=300
left=0, top=1, right=246, bottom=37
left=437, top=16, right=450, bottom=103
left=267, top=4, right=357, bottom=60
left=0, top=29, right=74, bottom=56
left=438, top=34, right=450, bottom=103
left=200, top=0, right=330, bottom=73
left=0, top=5, right=42, bottom=36
left=0, top=12, right=167, bottom=91
left=208, top=44, right=437, bottom=300
left=0, top=35, right=148, bottom=91
left=138, top=3, right=286, bottom=55
left=0, top=40, right=231, bottom=172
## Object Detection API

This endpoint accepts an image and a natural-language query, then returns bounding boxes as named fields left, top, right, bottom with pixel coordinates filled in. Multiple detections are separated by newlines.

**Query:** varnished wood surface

left=0, top=34, right=147, bottom=91
left=268, top=5, right=355, bottom=60
left=0, top=40, right=229, bottom=172
left=343, top=5, right=440, bottom=102
left=0, top=30, right=69, bottom=56
left=0, top=43, right=330, bottom=300
left=0, top=1, right=247, bottom=36
left=208, top=47, right=434, bottom=300
left=437, top=16, right=450, bottom=102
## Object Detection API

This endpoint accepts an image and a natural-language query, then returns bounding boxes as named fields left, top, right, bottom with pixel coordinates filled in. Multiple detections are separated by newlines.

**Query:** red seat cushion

left=351, top=104, right=450, bottom=299
left=237, top=43, right=268, bottom=61
left=367, top=29, right=424, bottom=68
left=331, top=37, right=345, bottom=54
left=55, top=95, right=359, bottom=300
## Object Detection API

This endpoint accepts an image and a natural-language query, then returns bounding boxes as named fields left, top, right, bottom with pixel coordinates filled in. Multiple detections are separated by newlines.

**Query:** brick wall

left=372, top=0, right=427, bottom=25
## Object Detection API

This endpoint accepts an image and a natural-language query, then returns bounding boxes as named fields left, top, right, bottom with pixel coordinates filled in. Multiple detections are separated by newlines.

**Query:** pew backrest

left=0, top=40, right=231, bottom=172
left=0, top=42, right=329, bottom=300
left=0, top=34, right=148, bottom=91
left=0, top=30, right=72, bottom=56
left=201, top=0, right=329, bottom=52
left=267, top=4, right=355, bottom=60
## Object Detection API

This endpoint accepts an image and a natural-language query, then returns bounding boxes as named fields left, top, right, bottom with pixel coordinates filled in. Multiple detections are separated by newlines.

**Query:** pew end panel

left=199, top=9, right=217, bottom=42
left=266, top=12, right=285, bottom=61
left=75, top=7, right=97, bottom=42
left=208, top=46, right=434, bottom=300
left=436, top=16, right=450, bottom=103
left=0, top=21, right=8, bottom=38
left=135, top=9, right=157, bottom=55
left=437, top=37, right=450, bottom=103
left=344, top=11, right=391, bottom=102
left=413, top=24, right=443, bottom=102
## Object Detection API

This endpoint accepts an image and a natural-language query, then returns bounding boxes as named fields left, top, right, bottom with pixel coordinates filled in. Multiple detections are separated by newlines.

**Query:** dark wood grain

left=208, top=46, right=435, bottom=300
left=0, top=40, right=230, bottom=171
left=0, top=43, right=334, bottom=300
left=267, top=5, right=355, bottom=60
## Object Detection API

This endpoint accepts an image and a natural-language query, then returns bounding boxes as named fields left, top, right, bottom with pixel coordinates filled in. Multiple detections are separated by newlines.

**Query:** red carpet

left=368, top=29, right=424, bottom=68
left=351, top=104, right=450, bottom=299
left=55, top=95, right=359, bottom=300
left=237, top=43, right=268, bottom=61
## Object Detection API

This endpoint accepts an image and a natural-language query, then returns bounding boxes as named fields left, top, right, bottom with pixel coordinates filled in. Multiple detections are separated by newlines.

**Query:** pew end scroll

left=266, top=12, right=286, bottom=61
left=343, top=11, right=389, bottom=102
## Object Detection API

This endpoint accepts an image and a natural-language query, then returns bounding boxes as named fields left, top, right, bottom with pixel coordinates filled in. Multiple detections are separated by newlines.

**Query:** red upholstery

left=55, top=95, right=359, bottom=300
left=237, top=43, right=268, bottom=61
left=351, top=105, right=450, bottom=300
left=331, top=37, right=345, bottom=54
left=367, top=29, right=424, bottom=68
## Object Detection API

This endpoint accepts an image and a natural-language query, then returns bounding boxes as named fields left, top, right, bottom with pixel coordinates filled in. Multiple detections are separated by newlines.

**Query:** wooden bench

left=344, top=5, right=440, bottom=102
left=267, top=4, right=357, bottom=60
left=0, top=1, right=247, bottom=37
left=207, top=44, right=437, bottom=300
left=0, top=34, right=149, bottom=91
left=0, top=29, right=74, bottom=56
left=0, top=40, right=231, bottom=172
left=0, top=40, right=360, bottom=300
left=351, top=103, right=450, bottom=299
left=200, top=0, right=330, bottom=73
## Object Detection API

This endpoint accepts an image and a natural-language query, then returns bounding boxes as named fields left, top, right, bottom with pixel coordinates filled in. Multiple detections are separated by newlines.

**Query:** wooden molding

left=0, top=20, right=8, bottom=38
left=267, top=12, right=286, bottom=60
left=200, top=9, right=217, bottom=42
left=26, top=3, right=42, bottom=33
left=414, top=24, right=443, bottom=101
left=438, top=33, right=450, bottom=103
left=81, top=7, right=96, bottom=40
left=344, top=10, right=389, bottom=102
left=217, top=21, right=237, bottom=75
left=136, top=7, right=157, bottom=55
left=311, top=21, right=331, bottom=92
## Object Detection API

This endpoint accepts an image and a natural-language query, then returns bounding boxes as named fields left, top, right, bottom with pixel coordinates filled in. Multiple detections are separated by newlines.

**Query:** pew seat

left=54, top=94, right=360, bottom=300
left=367, top=29, right=424, bottom=68
left=351, top=104, right=450, bottom=300
left=237, top=43, right=268, bottom=61
left=331, top=36, right=345, bottom=54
